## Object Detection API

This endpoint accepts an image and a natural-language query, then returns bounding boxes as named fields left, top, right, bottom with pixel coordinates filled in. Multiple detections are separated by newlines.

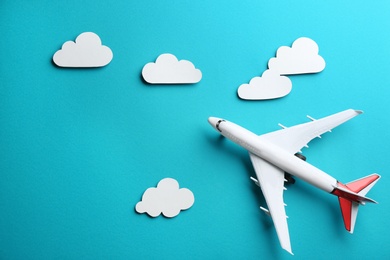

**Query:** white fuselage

left=213, top=118, right=337, bottom=193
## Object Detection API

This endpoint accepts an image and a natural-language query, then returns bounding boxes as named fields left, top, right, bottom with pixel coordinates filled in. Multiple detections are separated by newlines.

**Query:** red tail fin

left=331, top=174, right=380, bottom=233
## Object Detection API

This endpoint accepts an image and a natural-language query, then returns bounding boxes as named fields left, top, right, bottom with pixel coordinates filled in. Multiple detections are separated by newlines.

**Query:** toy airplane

left=208, top=109, right=380, bottom=255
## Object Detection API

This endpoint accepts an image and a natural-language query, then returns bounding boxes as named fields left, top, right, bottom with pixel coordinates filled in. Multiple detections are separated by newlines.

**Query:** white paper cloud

left=268, top=37, right=325, bottom=75
left=135, top=178, right=194, bottom=218
left=237, top=69, right=292, bottom=100
left=53, top=32, right=113, bottom=67
left=142, top=53, right=202, bottom=84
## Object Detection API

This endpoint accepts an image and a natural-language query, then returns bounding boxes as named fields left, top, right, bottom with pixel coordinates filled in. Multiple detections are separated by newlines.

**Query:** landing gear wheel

left=294, top=153, right=306, bottom=161
left=284, top=173, right=296, bottom=184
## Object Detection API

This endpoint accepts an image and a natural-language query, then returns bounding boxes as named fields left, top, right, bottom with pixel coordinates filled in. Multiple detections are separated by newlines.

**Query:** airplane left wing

left=249, top=152, right=293, bottom=255
left=259, top=109, right=362, bottom=154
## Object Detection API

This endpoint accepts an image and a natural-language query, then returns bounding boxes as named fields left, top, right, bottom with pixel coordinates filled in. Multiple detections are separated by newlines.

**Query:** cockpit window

left=216, top=119, right=225, bottom=132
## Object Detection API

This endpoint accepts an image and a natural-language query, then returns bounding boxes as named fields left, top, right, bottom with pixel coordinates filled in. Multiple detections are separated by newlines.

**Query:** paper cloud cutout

left=268, top=37, right=325, bottom=75
left=237, top=69, right=292, bottom=100
left=135, top=178, right=194, bottom=218
left=53, top=32, right=113, bottom=67
left=142, top=53, right=202, bottom=84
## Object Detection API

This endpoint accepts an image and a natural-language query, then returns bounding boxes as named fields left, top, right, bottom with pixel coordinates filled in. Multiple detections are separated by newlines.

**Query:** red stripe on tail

left=338, top=197, right=353, bottom=231
left=346, top=174, right=380, bottom=193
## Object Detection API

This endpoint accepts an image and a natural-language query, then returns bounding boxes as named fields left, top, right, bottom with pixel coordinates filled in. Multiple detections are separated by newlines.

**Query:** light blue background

left=1, top=1, right=389, bottom=259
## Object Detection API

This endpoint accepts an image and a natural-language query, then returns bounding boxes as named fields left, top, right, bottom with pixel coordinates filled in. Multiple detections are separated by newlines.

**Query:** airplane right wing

left=249, top=152, right=293, bottom=255
left=258, top=109, right=362, bottom=154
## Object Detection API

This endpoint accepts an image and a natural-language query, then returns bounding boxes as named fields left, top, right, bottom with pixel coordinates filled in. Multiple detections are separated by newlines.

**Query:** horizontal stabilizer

left=332, top=185, right=377, bottom=204
left=346, top=174, right=381, bottom=196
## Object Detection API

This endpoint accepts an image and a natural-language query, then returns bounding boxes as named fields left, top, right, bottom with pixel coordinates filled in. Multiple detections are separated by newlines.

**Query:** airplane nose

left=208, top=117, right=225, bottom=132
left=208, top=117, right=219, bottom=128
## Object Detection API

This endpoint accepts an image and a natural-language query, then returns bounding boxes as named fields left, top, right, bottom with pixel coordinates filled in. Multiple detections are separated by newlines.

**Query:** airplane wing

left=249, top=152, right=293, bottom=255
left=259, top=109, right=362, bottom=154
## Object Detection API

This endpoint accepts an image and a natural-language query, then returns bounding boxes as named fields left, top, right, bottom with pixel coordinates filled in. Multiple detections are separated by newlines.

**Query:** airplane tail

left=331, top=174, right=380, bottom=233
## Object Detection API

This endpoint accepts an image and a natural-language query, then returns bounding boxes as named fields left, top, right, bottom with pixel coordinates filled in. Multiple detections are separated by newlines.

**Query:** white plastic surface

left=249, top=153, right=292, bottom=254
left=135, top=178, right=194, bottom=218
left=142, top=53, right=202, bottom=84
left=53, top=32, right=113, bottom=68
left=259, top=109, right=362, bottom=154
